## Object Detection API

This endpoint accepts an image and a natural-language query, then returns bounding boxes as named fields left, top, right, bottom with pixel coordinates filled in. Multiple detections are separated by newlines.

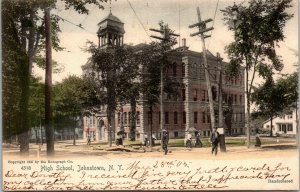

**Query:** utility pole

left=45, top=7, right=54, bottom=155
left=217, top=52, right=226, bottom=152
left=189, top=7, right=215, bottom=130
left=150, top=26, right=179, bottom=146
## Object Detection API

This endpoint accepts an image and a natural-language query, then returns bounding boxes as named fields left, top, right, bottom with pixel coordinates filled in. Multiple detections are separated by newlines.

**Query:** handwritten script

left=3, top=158, right=298, bottom=190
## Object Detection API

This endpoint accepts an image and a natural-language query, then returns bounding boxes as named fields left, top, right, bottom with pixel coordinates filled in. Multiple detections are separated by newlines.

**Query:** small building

left=262, top=108, right=297, bottom=136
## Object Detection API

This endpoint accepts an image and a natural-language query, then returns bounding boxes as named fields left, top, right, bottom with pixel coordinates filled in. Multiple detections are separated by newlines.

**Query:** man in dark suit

left=210, top=127, right=220, bottom=155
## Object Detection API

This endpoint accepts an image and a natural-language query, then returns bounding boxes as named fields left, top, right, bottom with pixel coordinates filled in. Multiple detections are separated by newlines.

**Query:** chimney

left=182, top=38, right=186, bottom=47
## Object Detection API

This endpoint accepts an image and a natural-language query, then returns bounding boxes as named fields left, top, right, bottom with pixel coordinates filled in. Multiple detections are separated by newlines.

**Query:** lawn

left=87, top=136, right=295, bottom=149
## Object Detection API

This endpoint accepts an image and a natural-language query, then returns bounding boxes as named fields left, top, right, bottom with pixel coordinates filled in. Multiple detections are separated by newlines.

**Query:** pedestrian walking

left=186, top=132, right=192, bottom=148
left=162, top=129, right=169, bottom=155
left=87, top=136, right=91, bottom=145
left=195, top=132, right=203, bottom=147
left=210, top=127, right=220, bottom=155
left=144, top=134, right=149, bottom=147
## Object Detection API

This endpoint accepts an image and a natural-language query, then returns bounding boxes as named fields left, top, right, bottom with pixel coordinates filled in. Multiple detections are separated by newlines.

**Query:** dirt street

left=3, top=140, right=298, bottom=160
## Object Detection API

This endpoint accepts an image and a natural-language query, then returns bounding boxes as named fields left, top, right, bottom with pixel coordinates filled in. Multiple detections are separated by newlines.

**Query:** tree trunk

left=129, top=98, right=136, bottom=141
left=73, top=119, right=76, bottom=145
left=18, top=55, right=30, bottom=155
left=270, top=116, right=273, bottom=137
left=149, top=106, right=153, bottom=147
left=45, top=7, right=54, bottom=155
left=246, top=68, right=251, bottom=148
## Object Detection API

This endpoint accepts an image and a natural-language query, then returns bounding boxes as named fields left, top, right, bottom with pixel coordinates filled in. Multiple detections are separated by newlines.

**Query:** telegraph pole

left=217, top=52, right=226, bottom=152
left=189, top=7, right=215, bottom=130
left=150, top=26, right=179, bottom=146
left=45, top=7, right=54, bottom=155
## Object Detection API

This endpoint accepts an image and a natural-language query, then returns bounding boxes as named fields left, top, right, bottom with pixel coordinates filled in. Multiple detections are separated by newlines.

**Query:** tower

left=97, top=12, right=125, bottom=48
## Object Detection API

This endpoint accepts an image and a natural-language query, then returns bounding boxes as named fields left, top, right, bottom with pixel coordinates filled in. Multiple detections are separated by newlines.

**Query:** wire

left=207, top=0, right=220, bottom=49
left=126, top=0, right=152, bottom=42
left=55, top=14, right=95, bottom=35
left=79, top=5, right=97, bottom=27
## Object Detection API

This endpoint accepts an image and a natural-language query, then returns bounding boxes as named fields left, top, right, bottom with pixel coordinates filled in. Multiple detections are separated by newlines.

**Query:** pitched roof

left=98, top=12, right=124, bottom=25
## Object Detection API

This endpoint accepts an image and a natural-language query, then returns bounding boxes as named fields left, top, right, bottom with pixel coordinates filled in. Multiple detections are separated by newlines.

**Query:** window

left=202, top=112, right=206, bottom=123
left=128, top=112, right=131, bottom=124
left=174, top=112, right=178, bottom=124
left=182, top=89, right=186, bottom=101
left=207, top=114, right=211, bottom=123
left=183, top=111, right=186, bottom=124
left=282, top=124, right=287, bottom=132
left=173, top=63, right=177, bottom=77
left=287, top=124, right=293, bottom=131
left=240, top=95, right=243, bottom=104
left=148, top=111, right=152, bottom=124
left=159, top=112, right=161, bottom=124
left=165, top=112, right=169, bottom=124
left=136, top=111, right=140, bottom=125
left=118, top=112, right=121, bottom=124
left=234, top=95, right=237, bottom=104
left=124, top=112, right=127, bottom=125
left=207, top=91, right=209, bottom=101
left=202, top=90, right=206, bottom=101
left=194, top=112, right=198, bottom=124
left=174, top=131, right=179, bottom=138
left=193, top=89, right=198, bottom=101
left=182, top=63, right=185, bottom=77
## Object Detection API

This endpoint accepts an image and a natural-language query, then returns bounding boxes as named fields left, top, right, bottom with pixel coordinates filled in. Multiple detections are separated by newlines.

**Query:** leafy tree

left=276, top=72, right=298, bottom=107
left=53, top=75, right=101, bottom=145
left=251, top=78, right=286, bottom=136
left=139, top=22, right=180, bottom=146
left=2, top=0, right=106, bottom=154
left=222, top=0, right=293, bottom=147
left=87, top=45, right=139, bottom=146
left=251, top=72, right=298, bottom=136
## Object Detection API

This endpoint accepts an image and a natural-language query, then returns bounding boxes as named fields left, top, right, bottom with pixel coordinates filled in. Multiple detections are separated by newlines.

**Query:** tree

left=222, top=0, right=293, bottom=147
left=87, top=45, right=139, bottom=146
left=251, top=78, right=286, bottom=136
left=139, top=22, right=180, bottom=146
left=276, top=72, right=298, bottom=106
left=251, top=72, right=298, bottom=136
left=53, top=75, right=101, bottom=145
left=2, top=0, right=106, bottom=154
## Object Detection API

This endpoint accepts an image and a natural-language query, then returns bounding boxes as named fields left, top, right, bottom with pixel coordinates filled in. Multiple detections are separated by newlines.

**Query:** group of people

left=186, top=132, right=203, bottom=148
left=87, top=128, right=221, bottom=156
left=161, top=127, right=221, bottom=156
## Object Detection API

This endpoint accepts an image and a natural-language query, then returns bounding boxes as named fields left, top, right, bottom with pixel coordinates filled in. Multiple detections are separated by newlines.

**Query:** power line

left=79, top=5, right=98, bottom=26
left=126, top=0, right=152, bottom=42
left=55, top=14, right=95, bottom=35
left=207, top=0, right=220, bottom=49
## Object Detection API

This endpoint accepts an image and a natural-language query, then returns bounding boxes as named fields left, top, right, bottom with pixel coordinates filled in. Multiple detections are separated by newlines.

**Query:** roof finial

left=109, top=0, right=112, bottom=13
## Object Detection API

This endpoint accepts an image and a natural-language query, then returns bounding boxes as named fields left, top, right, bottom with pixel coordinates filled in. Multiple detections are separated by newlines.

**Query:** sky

left=32, top=0, right=299, bottom=84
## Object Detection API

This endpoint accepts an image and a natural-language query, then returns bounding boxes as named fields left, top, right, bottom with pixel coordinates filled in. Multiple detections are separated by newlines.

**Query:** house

left=262, top=108, right=298, bottom=136
left=81, top=12, right=245, bottom=141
